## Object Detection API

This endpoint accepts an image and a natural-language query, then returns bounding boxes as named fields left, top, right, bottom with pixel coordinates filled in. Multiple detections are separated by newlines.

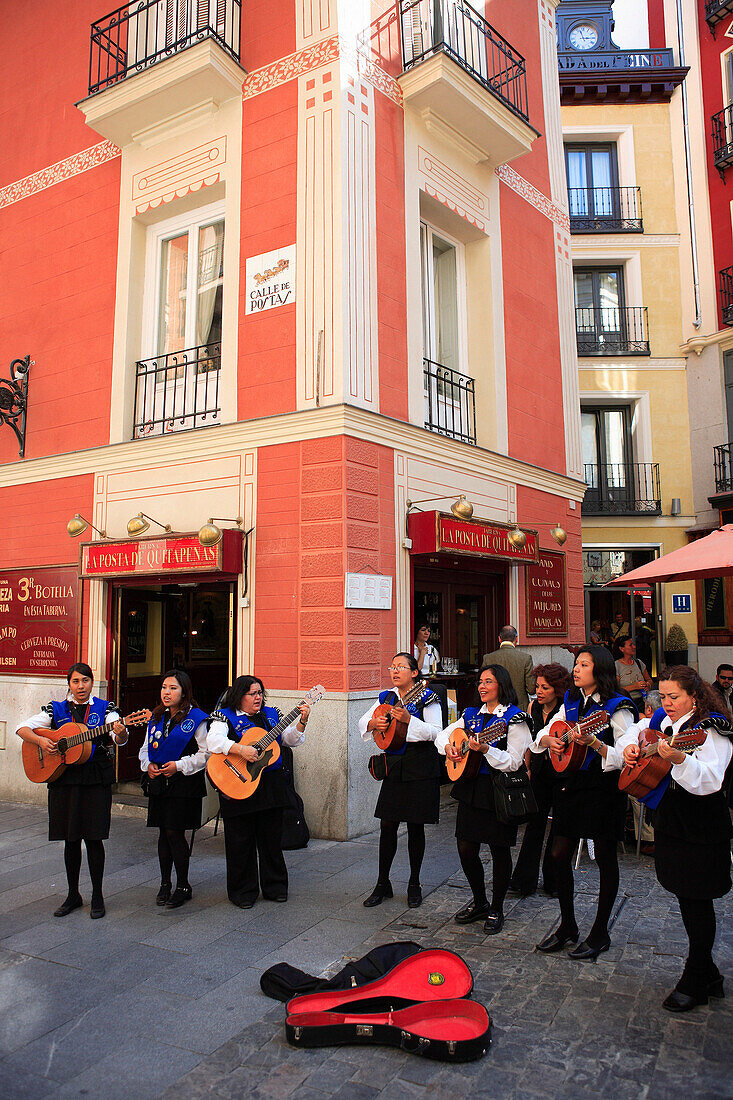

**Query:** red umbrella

left=605, top=525, right=733, bottom=585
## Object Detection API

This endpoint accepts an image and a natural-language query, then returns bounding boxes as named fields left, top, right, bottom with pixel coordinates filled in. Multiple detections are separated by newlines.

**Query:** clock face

left=568, top=23, right=599, bottom=50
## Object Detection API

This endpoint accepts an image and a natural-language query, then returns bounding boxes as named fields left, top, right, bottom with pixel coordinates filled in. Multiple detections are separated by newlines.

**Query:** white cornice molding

left=0, top=405, right=586, bottom=501
left=578, top=357, right=686, bottom=371
left=681, top=329, right=733, bottom=356
left=570, top=234, right=680, bottom=250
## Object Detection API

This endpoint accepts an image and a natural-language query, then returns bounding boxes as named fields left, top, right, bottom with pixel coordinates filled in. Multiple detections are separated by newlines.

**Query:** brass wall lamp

left=67, top=514, right=106, bottom=538
left=126, top=512, right=171, bottom=537
left=197, top=516, right=244, bottom=547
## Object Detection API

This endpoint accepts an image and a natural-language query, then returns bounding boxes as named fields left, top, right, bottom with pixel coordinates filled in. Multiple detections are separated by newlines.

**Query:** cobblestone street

left=0, top=797, right=731, bottom=1099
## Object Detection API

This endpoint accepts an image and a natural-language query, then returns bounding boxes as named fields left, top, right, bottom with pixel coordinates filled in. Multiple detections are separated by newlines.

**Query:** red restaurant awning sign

left=0, top=566, right=79, bottom=675
left=408, top=511, right=539, bottom=564
left=526, top=550, right=568, bottom=636
left=80, top=531, right=243, bottom=578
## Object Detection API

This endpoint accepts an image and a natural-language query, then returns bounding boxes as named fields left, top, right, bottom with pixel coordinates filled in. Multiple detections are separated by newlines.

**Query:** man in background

left=712, top=664, right=733, bottom=710
left=482, top=626, right=535, bottom=711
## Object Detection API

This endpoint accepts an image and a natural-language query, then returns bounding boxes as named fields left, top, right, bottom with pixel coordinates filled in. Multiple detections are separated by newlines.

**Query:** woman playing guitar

left=622, top=666, right=732, bottom=1012
left=534, top=646, right=637, bottom=960
left=436, top=664, right=532, bottom=935
left=14, top=662, right=128, bottom=919
left=359, top=653, right=441, bottom=909
left=139, top=670, right=209, bottom=910
left=206, top=676, right=309, bottom=909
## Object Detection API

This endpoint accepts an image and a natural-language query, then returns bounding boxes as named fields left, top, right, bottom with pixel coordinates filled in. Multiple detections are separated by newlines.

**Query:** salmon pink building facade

left=0, top=0, right=584, bottom=836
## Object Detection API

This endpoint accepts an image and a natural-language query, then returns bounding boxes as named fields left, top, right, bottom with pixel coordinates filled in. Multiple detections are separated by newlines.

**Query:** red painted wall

left=0, top=475, right=93, bottom=569
left=647, top=0, right=667, bottom=48
left=242, top=0, right=296, bottom=71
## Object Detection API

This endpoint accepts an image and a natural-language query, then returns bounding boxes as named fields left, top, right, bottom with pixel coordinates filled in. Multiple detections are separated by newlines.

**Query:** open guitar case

left=280, top=946, right=491, bottom=1063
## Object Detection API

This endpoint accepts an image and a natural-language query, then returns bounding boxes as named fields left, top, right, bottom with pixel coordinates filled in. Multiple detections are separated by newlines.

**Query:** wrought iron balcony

left=575, top=306, right=650, bottom=356
left=582, top=463, right=661, bottom=516
left=714, top=443, right=733, bottom=494
left=133, top=344, right=221, bottom=440
left=423, top=359, right=476, bottom=446
left=568, top=186, right=643, bottom=233
left=89, top=0, right=241, bottom=94
left=719, top=266, right=733, bottom=326
left=712, top=105, right=733, bottom=181
left=706, top=0, right=733, bottom=36
left=400, top=0, right=529, bottom=122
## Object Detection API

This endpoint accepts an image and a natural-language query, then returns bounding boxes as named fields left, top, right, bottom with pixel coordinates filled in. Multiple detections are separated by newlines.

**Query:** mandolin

left=445, top=719, right=508, bottom=783
left=618, top=724, right=707, bottom=798
left=206, top=685, right=325, bottom=800
left=23, top=709, right=152, bottom=784
left=548, top=709, right=610, bottom=773
left=371, top=680, right=432, bottom=752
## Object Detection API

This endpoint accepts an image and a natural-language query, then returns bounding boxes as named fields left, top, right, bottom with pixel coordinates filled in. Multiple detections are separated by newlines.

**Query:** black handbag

left=492, top=765, right=538, bottom=825
left=368, top=753, right=390, bottom=781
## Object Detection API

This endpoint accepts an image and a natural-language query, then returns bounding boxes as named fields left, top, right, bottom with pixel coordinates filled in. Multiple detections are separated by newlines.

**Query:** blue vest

left=51, top=697, right=110, bottom=760
left=564, top=691, right=638, bottom=772
left=462, top=705, right=524, bottom=775
left=377, top=687, right=437, bottom=756
left=639, top=708, right=728, bottom=809
left=147, top=706, right=208, bottom=765
left=218, top=705, right=283, bottom=770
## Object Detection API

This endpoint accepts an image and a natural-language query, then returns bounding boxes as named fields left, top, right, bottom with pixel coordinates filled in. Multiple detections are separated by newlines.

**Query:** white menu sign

left=245, top=245, right=296, bottom=313
left=345, top=573, right=393, bottom=610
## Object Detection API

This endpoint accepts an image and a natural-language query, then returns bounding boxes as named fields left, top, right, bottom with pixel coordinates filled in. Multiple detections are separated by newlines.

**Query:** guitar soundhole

left=249, top=747, right=274, bottom=780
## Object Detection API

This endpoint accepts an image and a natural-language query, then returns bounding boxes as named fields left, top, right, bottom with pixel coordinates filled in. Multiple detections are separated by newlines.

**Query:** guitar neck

left=59, top=718, right=117, bottom=749
left=253, top=705, right=303, bottom=751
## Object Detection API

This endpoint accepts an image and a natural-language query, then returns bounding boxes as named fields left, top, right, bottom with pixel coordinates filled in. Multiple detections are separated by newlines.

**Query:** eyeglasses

left=245, top=689, right=263, bottom=697
left=388, top=666, right=412, bottom=672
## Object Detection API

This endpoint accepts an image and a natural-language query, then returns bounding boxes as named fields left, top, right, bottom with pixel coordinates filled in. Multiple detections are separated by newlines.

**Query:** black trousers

left=510, top=761, right=556, bottom=894
left=223, top=807, right=287, bottom=905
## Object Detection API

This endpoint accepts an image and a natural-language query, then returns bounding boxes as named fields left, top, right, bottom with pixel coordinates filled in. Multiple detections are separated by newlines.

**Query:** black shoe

left=266, top=894, right=287, bottom=903
left=232, top=897, right=256, bottom=909
left=54, top=894, right=83, bottom=918
left=483, top=909, right=504, bottom=935
left=407, top=884, right=422, bottom=908
left=363, top=881, right=393, bottom=908
left=454, top=900, right=490, bottom=925
left=156, top=883, right=172, bottom=907
left=541, top=883, right=558, bottom=898
left=507, top=884, right=535, bottom=898
left=165, top=885, right=192, bottom=909
left=663, top=989, right=708, bottom=1013
left=568, top=936, right=610, bottom=961
left=90, top=896, right=106, bottom=919
left=708, top=976, right=725, bottom=999
left=536, top=928, right=579, bottom=954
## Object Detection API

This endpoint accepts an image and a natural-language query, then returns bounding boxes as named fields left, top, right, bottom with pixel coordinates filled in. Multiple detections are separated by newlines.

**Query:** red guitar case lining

left=286, top=949, right=473, bottom=1017
left=286, top=1000, right=491, bottom=1062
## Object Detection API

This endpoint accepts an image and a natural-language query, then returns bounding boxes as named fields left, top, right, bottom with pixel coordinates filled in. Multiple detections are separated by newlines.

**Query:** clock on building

left=568, top=23, right=599, bottom=50
left=557, top=1, right=617, bottom=54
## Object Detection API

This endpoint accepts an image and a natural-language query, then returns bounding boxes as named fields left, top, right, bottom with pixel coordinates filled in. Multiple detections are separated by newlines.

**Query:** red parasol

left=605, top=525, right=733, bottom=586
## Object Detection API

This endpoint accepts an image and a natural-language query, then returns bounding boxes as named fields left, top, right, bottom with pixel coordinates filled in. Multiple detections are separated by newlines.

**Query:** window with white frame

left=134, top=204, right=224, bottom=439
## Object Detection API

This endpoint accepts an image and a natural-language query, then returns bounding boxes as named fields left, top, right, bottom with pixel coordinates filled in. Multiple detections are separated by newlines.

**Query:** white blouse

left=626, top=710, right=733, bottom=797
left=531, top=691, right=636, bottom=772
left=359, top=697, right=441, bottom=744
left=207, top=711, right=304, bottom=756
left=435, top=703, right=531, bottom=773
left=139, top=714, right=210, bottom=776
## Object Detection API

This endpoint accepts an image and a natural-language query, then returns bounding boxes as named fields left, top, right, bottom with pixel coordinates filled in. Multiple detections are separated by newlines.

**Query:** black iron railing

left=712, top=105, right=733, bottom=180
left=400, top=0, right=529, bottom=122
left=706, top=0, right=733, bottom=35
left=719, top=266, right=733, bottom=326
left=575, top=306, right=650, bottom=355
left=89, top=0, right=241, bottom=94
left=582, top=463, right=661, bottom=515
left=714, top=443, right=733, bottom=493
left=568, top=186, right=643, bottom=233
left=423, top=359, right=476, bottom=445
left=133, top=344, right=221, bottom=439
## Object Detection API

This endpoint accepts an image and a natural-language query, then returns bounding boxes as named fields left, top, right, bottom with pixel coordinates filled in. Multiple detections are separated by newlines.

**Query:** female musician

left=15, top=662, right=127, bottom=919
left=359, top=653, right=442, bottom=908
left=139, top=670, right=209, bottom=909
left=413, top=623, right=440, bottom=675
left=622, top=667, right=732, bottom=1011
left=509, top=663, right=571, bottom=897
left=437, top=664, right=532, bottom=934
left=535, top=645, right=638, bottom=959
left=206, top=676, right=309, bottom=909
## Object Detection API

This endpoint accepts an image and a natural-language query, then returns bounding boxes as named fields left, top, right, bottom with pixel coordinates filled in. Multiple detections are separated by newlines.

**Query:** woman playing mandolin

left=206, top=676, right=309, bottom=909
left=622, top=666, right=732, bottom=1012
left=534, top=646, right=637, bottom=960
left=14, top=662, right=128, bottom=919
left=359, top=653, right=442, bottom=909
left=436, top=664, right=532, bottom=935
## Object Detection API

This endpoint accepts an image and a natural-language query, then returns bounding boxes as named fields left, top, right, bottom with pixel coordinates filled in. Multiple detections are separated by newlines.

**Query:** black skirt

left=551, top=764, right=626, bottom=841
left=374, top=743, right=441, bottom=824
left=655, top=837, right=732, bottom=900
left=452, top=772, right=517, bottom=847
left=48, top=783, right=112, bottom=842
left=145, top=770, right=205, bottom=830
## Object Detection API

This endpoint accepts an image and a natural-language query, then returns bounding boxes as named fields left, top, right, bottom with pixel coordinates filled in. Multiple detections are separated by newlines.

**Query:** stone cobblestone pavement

left=0, top=797, right=730, bottom=1098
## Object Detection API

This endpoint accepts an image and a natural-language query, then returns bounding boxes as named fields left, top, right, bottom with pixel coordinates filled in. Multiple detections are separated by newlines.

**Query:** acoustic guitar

left=445, top=719, right=508, bottom=783
left=618, top=724, right=707, bottom=799
left=23, top=709, right=151, bottom=784
left=206, top=685, right=325, bottom=800
left=371, top=680, right=431, bottom=752
left=548, top=709, right=610, bottom=773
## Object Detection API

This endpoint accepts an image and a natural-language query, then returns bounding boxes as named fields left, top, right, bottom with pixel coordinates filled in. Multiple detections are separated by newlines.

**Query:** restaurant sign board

left=525, top=550, right=568, bottom=636
left=80, top=531, right=243, bottom=578
left=408, top=511, right=539, bottom=564
left=0, top=566, right=79, bottom=675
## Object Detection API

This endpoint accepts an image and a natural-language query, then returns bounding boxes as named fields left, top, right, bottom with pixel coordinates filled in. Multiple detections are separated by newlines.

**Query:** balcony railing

left=423, top=359, right=476, bottom=445
left=89, top=0, right=241, bottom=95
left=133, top=344, right=221, bottom=439
left=582, top=463, right=661, bottom=516
left=714, top=443, right=733, bottom=494
left=719, top=266, right=733, bottom=327
left=400, top=0, right=529, bottom=122
left=575, top=306, right=650, bottom=356
left=568, top=186, right=643, bottom=233
left=712, top=105, right=733, bottom=180
left=706, top=0, right=733, bottom=35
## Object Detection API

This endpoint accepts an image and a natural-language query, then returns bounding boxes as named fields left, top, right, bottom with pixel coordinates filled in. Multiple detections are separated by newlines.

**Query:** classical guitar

left=549, top=709, right=610, bottom=773
left=618, top=724, right=707, bottom=798
left=446, top=719, right=508, bottom=783
left=23, top=709, right=152, bottom=784
left=371, top=680, right=432, bottom=752
left=206, top=685, right=325, bottom=800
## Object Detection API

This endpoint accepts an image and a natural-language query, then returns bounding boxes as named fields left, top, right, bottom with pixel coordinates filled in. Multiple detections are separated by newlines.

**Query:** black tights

left=378, top=820, right=426, bottom=885
left=550, top=835, right=619, bottom=945
left=456, top=839, right=512, bottom=913
left=676, top=896, right=719, bottom=996
left=158, top=828, right=191, bottom=889
left=64, top=839, right=105, bottom=901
